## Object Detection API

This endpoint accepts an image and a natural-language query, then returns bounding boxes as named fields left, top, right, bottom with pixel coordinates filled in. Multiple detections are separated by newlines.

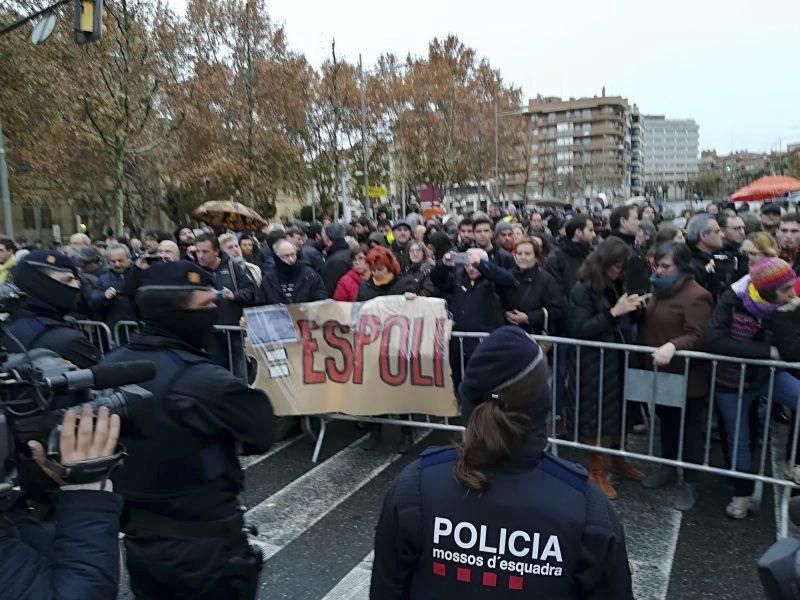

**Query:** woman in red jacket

left=333, top=245, right=370, bottom=302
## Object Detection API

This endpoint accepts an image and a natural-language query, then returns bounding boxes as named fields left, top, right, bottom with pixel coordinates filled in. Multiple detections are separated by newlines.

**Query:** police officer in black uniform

left=3, top=250, right=100, bottom=369
left=100, top=261, right=276, bottom=600
left=370, top=326, right=634, bottom=599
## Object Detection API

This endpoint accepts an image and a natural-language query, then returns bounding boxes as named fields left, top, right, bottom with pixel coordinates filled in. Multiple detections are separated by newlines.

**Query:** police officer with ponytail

left=370, top=326, right=633, bottom=599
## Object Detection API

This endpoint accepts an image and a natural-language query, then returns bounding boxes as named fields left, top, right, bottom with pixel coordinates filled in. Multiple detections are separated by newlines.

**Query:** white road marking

left=247, top=432, right=430, bottom=560
left=320, top=552, right=373, bottom=600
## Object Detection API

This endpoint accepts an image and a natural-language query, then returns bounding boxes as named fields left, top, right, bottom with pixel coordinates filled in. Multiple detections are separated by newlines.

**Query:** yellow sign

left=361, top=185, right=388, bottom=199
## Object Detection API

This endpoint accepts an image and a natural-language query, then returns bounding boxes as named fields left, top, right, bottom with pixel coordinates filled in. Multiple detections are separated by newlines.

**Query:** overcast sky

left=169, top=0, right=800, bottom=155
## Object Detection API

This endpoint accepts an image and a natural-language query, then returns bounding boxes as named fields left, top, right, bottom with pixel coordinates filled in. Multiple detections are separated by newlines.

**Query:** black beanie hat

left=458, top=326, right=545, bottom=406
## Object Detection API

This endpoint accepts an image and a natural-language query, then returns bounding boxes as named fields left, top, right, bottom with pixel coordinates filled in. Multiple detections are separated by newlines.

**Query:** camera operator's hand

left=28, top=404, right=121, bottom=488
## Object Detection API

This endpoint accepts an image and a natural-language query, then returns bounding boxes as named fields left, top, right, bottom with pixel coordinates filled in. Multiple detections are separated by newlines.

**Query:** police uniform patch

left=188, top=272, right=201, bottom=284
left=46, top=255, right=56, bottom=264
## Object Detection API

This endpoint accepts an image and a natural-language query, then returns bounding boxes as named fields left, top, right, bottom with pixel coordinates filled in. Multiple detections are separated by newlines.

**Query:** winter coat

left=568, top=279, right=638, bottom=441
left=333, top=269, right=365, bottom=302
left=391, top=242, right=412, bottom=274
left=545, top=239, right=591, bottom=301
left=431, top=260, right=516, bottom=348
left=639, top=276, right=713, bottom=398
left=768, top=297, right=800, bottom=378
left=260, top=263, right=328, bottom=305
left=705, top=286, right=774, bottom=391
left=690, top=244, right=726, bottom=302
left=609, top=231, right=652, bottom=294
left=399, top=259, right=438, bottom=297
left=301, top=241, right=325, bottom=274
left=86, top=267, right=137, bottom=324
left=322, top=241, right=352, bottom=297
left=485, top=244, right=517, bottom=271
left=0, top=489, right=124, bottom=600
left=356, top=275, right=413, bottom=301
left=205, top=258, right=256, bottom=326
left=506, top=265, right=566, bottom=334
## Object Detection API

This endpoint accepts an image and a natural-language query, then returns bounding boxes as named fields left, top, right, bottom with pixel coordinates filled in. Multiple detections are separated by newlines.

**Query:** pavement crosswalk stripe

left=319, top=552, right=373, bottom=600
left=619, top=492, right=681, bottom=600
left=246, top=431, right=430, bottom=560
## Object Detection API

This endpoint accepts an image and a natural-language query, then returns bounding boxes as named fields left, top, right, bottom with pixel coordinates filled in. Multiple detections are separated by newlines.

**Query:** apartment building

left=642, top=116, right=699, bottom=186
left=523, top=91, right=632, bottom=200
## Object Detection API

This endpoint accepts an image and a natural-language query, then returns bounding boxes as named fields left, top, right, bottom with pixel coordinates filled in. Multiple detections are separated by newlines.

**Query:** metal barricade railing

left=456, top=331, right=800, bottom=539
left=214, top=325, right=249, bottom=384
left=74, top=320, right=114, bottom=356
left=113, top=320, right=140, bottom=347
left=290, top=330, right=800, bottom=538
left=112, top=321, right=249, bottom=383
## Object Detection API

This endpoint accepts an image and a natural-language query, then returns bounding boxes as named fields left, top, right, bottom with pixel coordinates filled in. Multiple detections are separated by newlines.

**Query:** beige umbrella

left=193, top=200, right=267, bottom=232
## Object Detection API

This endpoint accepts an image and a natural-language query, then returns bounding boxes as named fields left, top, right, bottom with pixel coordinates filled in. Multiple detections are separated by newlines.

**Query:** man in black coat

left=195, top=234, right=256, bottom=377
left=431, top=248, right=517, bottom=397
left=86, top=243, right=137, bottom=326
left=101, top=261, right=275, bottom=599
left=608, top=205, right=651, bottom=294
left=390, top=219, right=413, bottom=274
left=3, top=250, right=99, bottom=369
left=717, top=213, right=749, bottom=285
left=321, top=224, right=352, bottom=297
left=301, top=222, right=327, bottom=274
left=471, top=215, right=516, bottom=271
left=261, top=239, right=328, bottom=304
left=686, top=214, right=725, bottom=301
left=546, top=215, right=596, bottom=299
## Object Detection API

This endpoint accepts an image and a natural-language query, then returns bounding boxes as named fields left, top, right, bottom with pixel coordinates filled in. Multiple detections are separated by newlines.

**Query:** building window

left=41, top=206, right=52, bottom=229
left=23, top=206, right=35, bottom=229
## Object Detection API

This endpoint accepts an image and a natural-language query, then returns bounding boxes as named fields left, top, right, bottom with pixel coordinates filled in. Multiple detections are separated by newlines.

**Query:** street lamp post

left=0, top=119, right=14, bottom=237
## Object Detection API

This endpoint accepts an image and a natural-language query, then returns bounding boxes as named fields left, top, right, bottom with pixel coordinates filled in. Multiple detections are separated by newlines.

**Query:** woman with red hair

left=356, top=245, right=415, bottom=453
left=356, top=246, right=412, bottom=301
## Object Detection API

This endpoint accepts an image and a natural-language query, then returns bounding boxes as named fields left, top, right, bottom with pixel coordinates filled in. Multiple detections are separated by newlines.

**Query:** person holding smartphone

left=569, top=237, right=648, bottom=500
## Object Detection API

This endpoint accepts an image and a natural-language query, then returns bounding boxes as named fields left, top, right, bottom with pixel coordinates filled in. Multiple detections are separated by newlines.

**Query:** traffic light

left=73, top=0, right=103, bottom=44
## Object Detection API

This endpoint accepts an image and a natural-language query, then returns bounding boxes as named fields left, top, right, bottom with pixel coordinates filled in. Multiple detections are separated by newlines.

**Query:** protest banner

left=244, top=296, right=457, bottom=417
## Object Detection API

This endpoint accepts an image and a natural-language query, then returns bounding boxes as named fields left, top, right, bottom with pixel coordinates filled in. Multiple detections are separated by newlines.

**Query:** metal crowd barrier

left=298, top=331, right=800, bottom=539
left=113, top=320, right=140, bottom=347
left=87, top=320, right=249, bottom=383
left=74, top=320, right=114, bottom=357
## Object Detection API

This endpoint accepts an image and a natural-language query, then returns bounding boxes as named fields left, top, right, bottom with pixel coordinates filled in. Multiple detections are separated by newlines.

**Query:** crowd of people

left=3, top=196, right=800, bottom=519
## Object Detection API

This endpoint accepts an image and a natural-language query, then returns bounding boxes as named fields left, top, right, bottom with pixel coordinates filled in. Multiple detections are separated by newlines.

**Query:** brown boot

left=607, top=438, right=646, bottom=481
left=607, top=455, right=646, bottom=482
left=588, top=453, right=617, bottom=500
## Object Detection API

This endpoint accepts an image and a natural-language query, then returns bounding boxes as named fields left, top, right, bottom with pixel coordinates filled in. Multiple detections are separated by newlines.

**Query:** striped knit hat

left=749, top=257, right=797, bottom=294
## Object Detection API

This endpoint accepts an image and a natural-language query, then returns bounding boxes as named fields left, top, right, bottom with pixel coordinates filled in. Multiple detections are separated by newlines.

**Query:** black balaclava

left=136, top=288, right=217, bottom=349
left=14, top=258, right=80, bottom=317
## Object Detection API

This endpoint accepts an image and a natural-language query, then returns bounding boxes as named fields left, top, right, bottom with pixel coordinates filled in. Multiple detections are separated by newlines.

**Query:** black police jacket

left=102, top=333, right=275, bottom=525
left=3, top=306, right=100, bottom=369
left=0, top=488, right=123, bottom=600
left=370, top=437, right=634, bottom=600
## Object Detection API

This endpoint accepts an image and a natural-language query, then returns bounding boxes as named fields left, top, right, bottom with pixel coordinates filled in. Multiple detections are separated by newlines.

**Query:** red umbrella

left=730, top=175, right=800, bottom=202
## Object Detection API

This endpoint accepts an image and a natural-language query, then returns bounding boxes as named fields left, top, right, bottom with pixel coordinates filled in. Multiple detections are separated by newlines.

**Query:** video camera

left=0, top=284, right=156, bottom=497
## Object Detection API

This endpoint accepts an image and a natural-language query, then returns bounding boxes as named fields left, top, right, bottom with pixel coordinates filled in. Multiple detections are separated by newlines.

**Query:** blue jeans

left=716, top=371, right=800, bottom=494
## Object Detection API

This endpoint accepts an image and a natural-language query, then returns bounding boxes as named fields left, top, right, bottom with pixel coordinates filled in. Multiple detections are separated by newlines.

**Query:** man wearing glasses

left=716, top=213, right=749, bottom=285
